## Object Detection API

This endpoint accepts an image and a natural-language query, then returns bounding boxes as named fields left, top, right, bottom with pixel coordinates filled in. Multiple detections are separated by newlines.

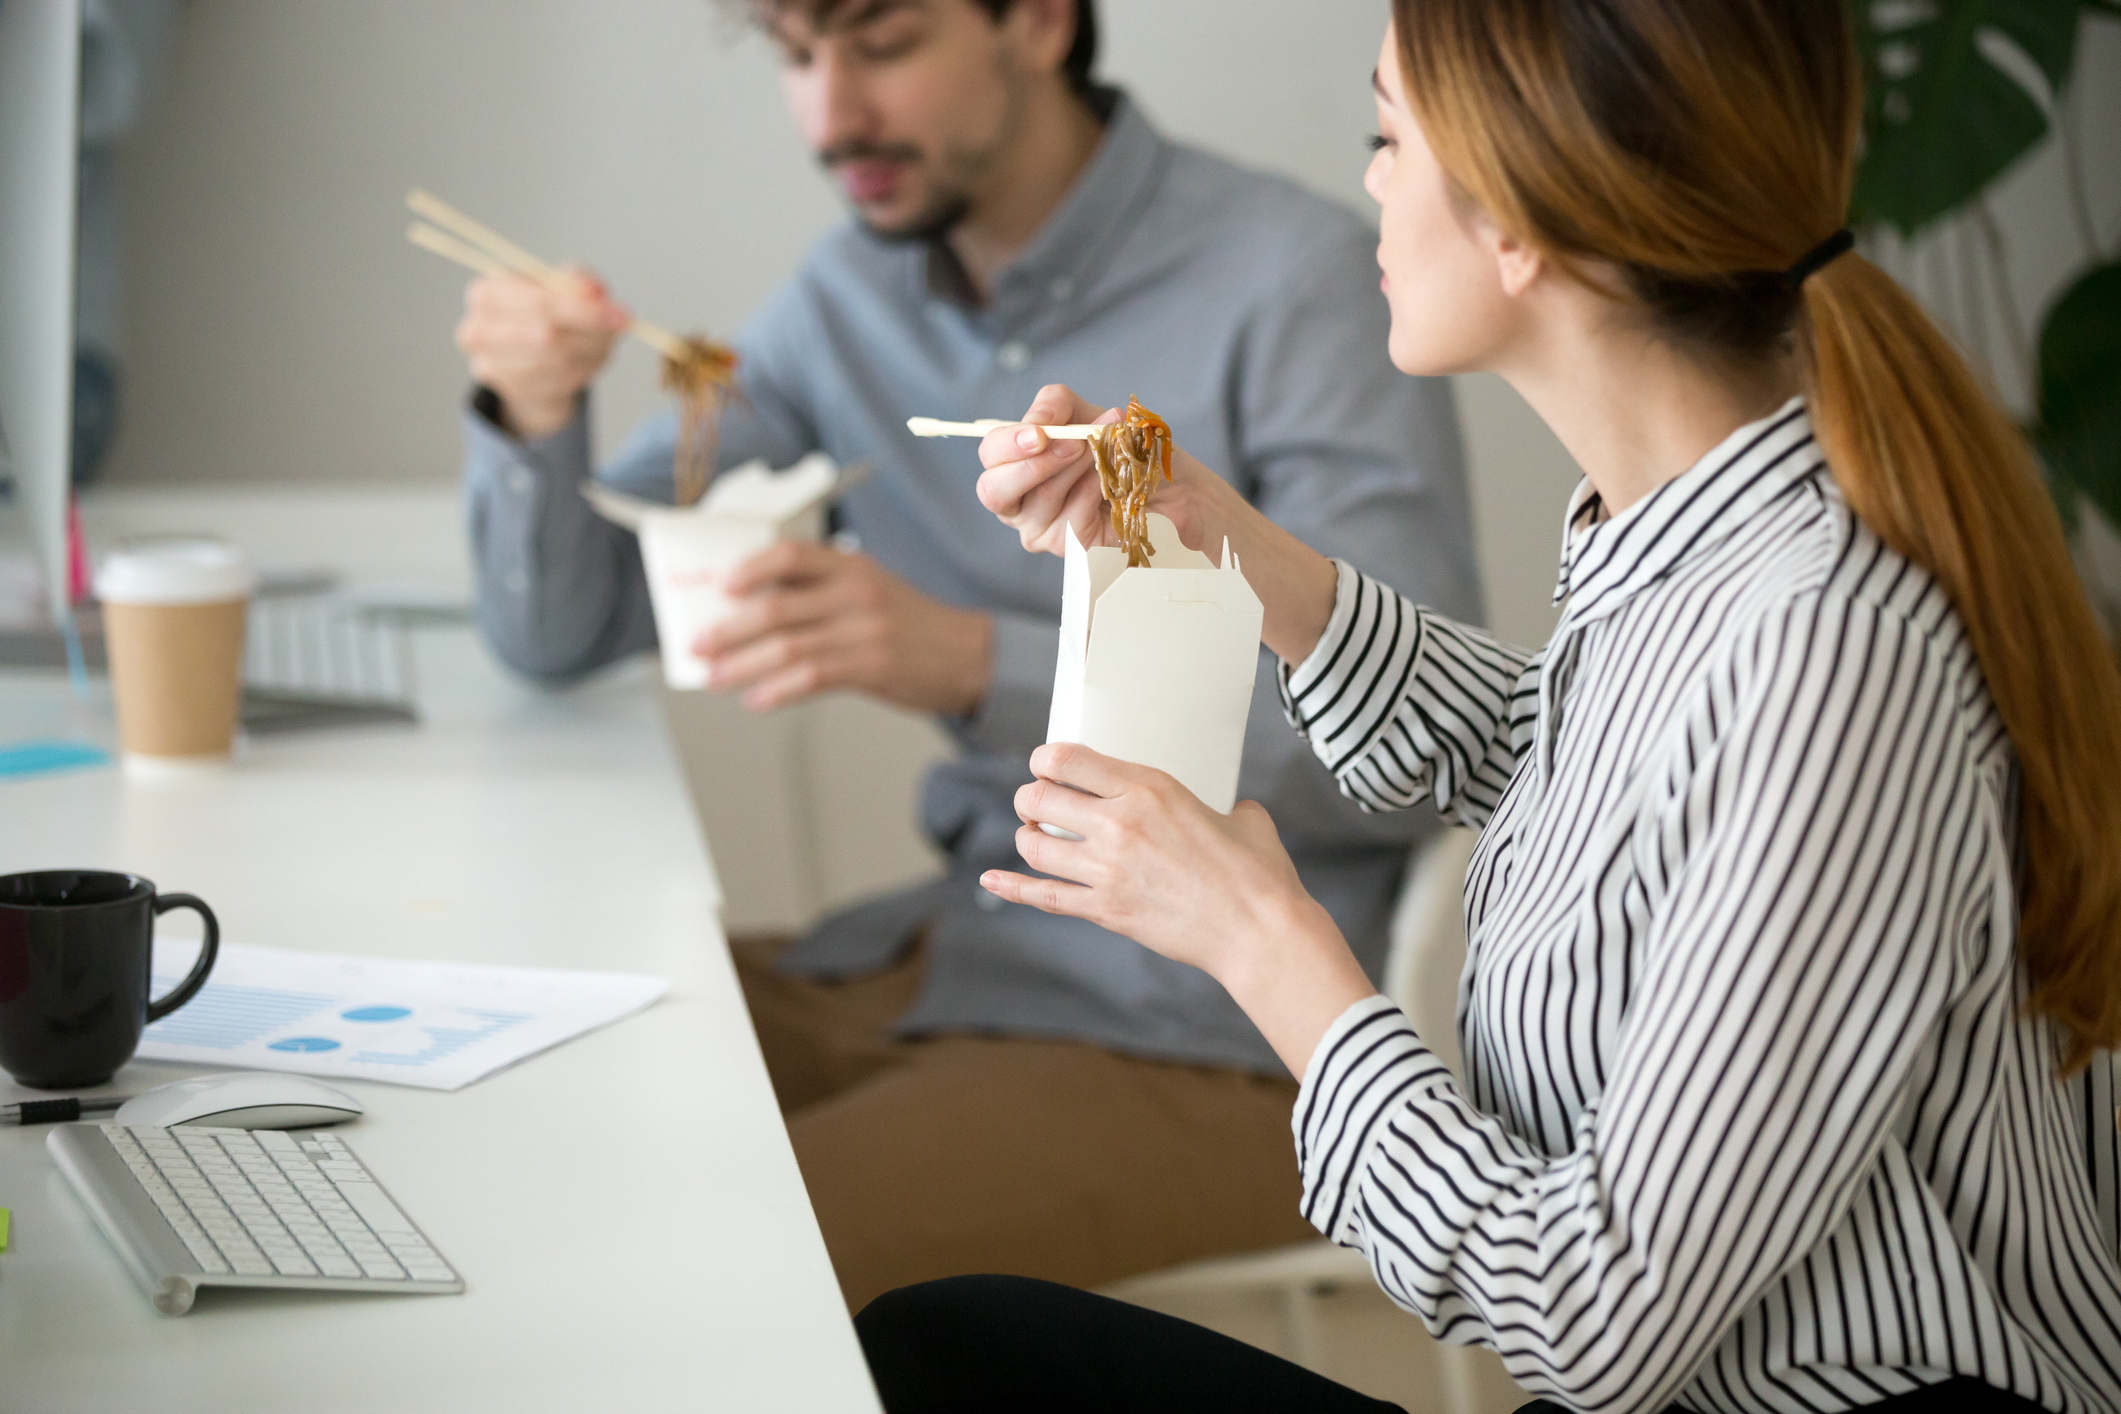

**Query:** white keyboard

left=48, top=1123, right=463, bottom=1315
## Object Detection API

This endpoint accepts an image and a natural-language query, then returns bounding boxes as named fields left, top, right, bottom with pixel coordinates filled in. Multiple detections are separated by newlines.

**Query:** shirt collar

left=922, top=89, right=1169, bottom=315
left=1553, top=397, right=1825, bottom=624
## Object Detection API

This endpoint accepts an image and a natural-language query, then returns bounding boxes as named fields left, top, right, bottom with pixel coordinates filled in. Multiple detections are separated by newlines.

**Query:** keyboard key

left=180, top=1234, right=232, bottom=1274
left=406, top=1263, right=456, bottom=1282
left=336, top=1182, right=416, bottom=1235
left=357, top=1257, right=406, bottom=1280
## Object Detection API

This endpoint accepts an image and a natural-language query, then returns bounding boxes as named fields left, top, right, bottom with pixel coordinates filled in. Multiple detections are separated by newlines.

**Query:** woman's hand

left=982, top=742, right=1380, bottom=1079
left=975, top=386, right=1235, bottom=560
left=973, top=384, right=1344, bottom=666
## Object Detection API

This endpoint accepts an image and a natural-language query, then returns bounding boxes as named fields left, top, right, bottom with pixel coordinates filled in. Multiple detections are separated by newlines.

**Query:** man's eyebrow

left=826, top=0, right=921, bottom=30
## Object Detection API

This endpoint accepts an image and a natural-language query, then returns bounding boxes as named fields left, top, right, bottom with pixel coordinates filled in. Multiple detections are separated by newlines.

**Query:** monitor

left=0, top=0, right=83, bottom=627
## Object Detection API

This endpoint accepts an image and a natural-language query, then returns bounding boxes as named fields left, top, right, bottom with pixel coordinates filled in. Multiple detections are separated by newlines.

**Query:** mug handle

left=146, top=894, right=220, bottom=1023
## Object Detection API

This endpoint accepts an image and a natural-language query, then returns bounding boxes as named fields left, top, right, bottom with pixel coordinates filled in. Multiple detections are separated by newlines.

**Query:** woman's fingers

left=1029, top=742, right=1160, bottom=800
left=1013, top=778, right=1104, bottom=835
left=1025, top=384, right=1111, bottom=429
left=979, top=866, right=1096, bottom=920
left=977, top=434, right=1089, bottom=514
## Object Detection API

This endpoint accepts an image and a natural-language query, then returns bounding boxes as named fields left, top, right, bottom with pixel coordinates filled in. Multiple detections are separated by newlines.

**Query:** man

left=454, top=0, right=1480, bottom=1312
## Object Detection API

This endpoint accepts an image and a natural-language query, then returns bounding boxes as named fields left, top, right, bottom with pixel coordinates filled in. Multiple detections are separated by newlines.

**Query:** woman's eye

left=1366, top=133, right=1393, bottom=153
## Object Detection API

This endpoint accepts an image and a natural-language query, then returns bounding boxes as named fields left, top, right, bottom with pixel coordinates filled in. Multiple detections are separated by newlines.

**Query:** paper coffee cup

left=94, top=542, right=256, bottom=769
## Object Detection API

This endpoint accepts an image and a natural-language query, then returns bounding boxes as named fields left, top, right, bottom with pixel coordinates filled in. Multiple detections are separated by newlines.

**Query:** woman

left=855, top=2, right=2121, bottom=1412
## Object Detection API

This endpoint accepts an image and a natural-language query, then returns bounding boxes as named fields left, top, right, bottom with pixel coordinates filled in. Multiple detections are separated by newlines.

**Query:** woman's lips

left=839, top=161, right=905, bottom=204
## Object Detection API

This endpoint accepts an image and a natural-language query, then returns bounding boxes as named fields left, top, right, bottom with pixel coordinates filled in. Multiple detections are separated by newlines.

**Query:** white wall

left=102, top=2, right=2120, bottom=650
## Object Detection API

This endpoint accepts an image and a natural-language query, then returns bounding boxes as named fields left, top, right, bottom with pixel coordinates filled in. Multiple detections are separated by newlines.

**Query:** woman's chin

left=1386, top=333, right=1454, bottom=379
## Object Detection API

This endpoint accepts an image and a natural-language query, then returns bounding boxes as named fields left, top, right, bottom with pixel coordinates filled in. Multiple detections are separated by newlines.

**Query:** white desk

left=0, top=628, right=881, bottom=1413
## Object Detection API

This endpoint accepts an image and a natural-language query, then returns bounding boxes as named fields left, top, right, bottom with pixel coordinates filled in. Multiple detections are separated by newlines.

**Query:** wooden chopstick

left=407, top=222, right=509, bottom=279
left=404, top=191, right=691, bottom=362
left=906, top=417, right=1101, bottom=440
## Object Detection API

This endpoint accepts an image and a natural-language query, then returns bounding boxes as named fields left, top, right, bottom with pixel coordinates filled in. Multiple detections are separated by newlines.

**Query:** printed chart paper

left=139, top=941, right=669, bottom=1092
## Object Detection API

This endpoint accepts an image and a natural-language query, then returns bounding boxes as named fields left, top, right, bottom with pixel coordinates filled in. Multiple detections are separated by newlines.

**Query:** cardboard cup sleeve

left=93, top=542, right=256, bottom=768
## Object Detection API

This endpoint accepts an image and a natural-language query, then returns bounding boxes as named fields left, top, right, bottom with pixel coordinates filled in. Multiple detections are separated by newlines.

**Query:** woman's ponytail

left=1802, top=257, right=2121, bottom=1071
left=1395, top=0, right=2121, bottom=1070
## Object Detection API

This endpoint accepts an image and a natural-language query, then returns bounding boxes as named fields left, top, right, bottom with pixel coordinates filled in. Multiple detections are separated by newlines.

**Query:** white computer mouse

left=114, top=1072, right=365, bottom=1129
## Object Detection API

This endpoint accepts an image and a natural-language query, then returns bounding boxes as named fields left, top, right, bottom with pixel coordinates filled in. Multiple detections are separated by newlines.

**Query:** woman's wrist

left=1175, top=462, right=1339, bottom=664
left=1217, top=891, right=1379, bottom=1081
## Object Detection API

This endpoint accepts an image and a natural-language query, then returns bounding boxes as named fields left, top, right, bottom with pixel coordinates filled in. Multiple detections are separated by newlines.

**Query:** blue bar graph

left=145, top=978, right=339, bottom=1051
left=351, top=1009, right=530, bottom=1067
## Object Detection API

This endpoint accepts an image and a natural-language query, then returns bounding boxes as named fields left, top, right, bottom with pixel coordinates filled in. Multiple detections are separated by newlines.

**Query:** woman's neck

left=1499, top=305, right=1802, bottom=518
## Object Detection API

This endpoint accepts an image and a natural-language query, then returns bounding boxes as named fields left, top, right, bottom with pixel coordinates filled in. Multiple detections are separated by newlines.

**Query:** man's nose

left=801, top=49, right=878, bottom=155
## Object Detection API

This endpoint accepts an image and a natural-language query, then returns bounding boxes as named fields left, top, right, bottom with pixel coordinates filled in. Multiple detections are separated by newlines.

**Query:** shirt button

left=996, top=341, right=1030, bottom=373
left=507, top=467, right=534, bottom=495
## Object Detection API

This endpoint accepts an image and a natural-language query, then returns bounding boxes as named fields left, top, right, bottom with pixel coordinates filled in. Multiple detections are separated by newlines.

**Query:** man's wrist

left=947, top=610, right=997, bottom=718
left=489, top=388, right=578, bottom=443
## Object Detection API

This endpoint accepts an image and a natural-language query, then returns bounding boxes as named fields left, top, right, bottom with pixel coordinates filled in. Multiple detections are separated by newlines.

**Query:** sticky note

left=0, top=740, right=110, bottom=779
left=0, top=1207, right=10, bottom=1252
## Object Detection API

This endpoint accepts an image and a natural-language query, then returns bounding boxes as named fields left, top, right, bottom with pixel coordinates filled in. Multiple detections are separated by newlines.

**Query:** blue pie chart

left=342, top=1005, right=412, bottom=1022
left=268, top=1036, right=341, bottom=1053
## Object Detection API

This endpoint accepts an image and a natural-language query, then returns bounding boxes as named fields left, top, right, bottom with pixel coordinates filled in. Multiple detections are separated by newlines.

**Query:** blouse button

left=996, top=341, right=1031, bottom=373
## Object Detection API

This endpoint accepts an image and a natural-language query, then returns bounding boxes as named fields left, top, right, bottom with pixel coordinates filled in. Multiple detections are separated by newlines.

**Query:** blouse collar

left=1553, top=398, right=1825, bottom=626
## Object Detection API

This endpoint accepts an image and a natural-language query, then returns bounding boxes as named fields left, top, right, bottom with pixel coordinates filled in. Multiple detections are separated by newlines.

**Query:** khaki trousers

left=731, top=936, right=1318, bottom=1313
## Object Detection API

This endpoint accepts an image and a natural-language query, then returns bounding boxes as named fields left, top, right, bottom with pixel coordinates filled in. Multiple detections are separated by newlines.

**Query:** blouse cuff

left=1276, top=559, right=1364, bottom=739
left=1292, top=994, right=1450, bottom=1242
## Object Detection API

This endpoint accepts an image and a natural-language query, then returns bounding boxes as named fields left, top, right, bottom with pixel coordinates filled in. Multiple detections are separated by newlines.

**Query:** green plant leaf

left=1853, top=0, right=2081, bottom=236
left=2036, top=261, right=2121, bottom=528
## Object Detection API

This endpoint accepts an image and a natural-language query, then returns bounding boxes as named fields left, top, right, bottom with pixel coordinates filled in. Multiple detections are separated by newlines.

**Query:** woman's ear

left=1490, top=226, right=1545, bottom=300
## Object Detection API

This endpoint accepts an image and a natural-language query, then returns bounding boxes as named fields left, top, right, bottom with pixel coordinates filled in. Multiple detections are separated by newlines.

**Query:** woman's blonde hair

left=1392, top=0, right=2121, bottom=1071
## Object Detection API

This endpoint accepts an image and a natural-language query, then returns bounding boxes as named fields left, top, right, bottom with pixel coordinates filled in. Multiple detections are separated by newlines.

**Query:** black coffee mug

left=0, top=870, right=219, bottom=1089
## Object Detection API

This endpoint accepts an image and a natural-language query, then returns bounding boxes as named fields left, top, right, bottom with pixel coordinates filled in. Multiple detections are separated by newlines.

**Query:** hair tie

left=1781, top=229, right=1854, bottom=289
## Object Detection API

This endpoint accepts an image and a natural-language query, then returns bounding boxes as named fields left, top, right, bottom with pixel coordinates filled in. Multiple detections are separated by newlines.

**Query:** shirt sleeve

left=955, top=610, right=1062, bottom=759
left=1292, top=594, right=1998, bottom=1413
left=1280, top=563, right=1539, bottom=828
left=460, top=282, right=819, bottom=684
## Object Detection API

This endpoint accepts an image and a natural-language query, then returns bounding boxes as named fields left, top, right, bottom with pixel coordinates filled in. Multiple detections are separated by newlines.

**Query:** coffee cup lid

left=94, top=541, right=257, bottom=606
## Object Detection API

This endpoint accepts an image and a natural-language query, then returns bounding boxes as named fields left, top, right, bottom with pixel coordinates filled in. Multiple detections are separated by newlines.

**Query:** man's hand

left=455, top=267, right=629, bottom=440
left=693, top=541, right=995, bottom=716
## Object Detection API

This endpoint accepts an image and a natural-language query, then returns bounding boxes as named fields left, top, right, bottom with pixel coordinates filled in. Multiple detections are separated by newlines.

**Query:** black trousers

left=856, top=1275, right=2054, bottom=1414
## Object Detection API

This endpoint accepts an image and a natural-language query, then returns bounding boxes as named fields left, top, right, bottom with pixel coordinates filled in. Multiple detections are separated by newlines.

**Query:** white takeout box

left=1048, top=513, right=1265, bottom=814
left=582, top=453, right=843, bottom=690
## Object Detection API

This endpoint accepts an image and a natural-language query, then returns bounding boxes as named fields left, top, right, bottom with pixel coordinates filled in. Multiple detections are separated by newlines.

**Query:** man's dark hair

left=971, top=0, right=1095, bottom=98
left=751, top=1, right=1099, bottom=96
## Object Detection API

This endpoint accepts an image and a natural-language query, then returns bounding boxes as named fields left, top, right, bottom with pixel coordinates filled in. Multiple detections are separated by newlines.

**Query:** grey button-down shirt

left=461, top=94, right=1482, bottom=1075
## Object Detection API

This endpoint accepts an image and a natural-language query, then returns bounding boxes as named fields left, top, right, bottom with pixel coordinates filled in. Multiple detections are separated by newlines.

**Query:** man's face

left=767, top=0, right=1031, bottom=241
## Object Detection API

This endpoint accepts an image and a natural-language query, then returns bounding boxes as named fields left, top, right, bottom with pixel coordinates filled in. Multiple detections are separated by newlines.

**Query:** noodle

left=661, top=337, right=741, bottom=507
left=1088, top=397, right=1173, bottom=568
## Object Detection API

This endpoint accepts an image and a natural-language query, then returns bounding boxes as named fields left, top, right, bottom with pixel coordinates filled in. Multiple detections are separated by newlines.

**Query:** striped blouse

left=1280, top=401, right=2121, bottom=1414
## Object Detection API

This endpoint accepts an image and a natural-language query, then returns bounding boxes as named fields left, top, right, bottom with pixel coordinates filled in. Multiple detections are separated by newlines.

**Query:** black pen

left=1, top=1096, right=132, bottom=1126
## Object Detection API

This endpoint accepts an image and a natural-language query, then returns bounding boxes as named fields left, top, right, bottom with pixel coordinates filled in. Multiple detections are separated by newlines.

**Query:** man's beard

left=819, top=79, right=1024, bottom=244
